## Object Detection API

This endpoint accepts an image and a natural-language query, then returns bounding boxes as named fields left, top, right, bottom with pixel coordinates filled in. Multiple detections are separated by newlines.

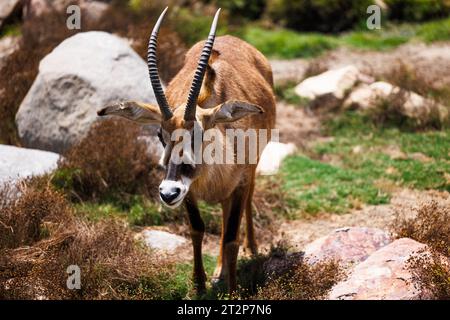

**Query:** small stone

left=139, top=229, right=187, bottom=253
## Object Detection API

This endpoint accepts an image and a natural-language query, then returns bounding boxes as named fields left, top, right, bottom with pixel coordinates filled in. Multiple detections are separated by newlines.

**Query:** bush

left=266, top=0, right=373, bottom=33
left=0, top=178, right=175, bottom=300
left=392, top=201, right=450, bottom=256
left=0, top=177, right=71, bottom=250
left=385, top=0, right=450, bottom=22
left=255, top=258, right=343, bottom=300
left=54, top=119, right=163, bottom=202
left=210, top=0, right=267, bottom=20
left=407, top=250, right=450, bottom=300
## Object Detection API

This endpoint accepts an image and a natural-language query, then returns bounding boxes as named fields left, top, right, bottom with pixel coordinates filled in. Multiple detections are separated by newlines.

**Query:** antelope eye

left=180, top=163, right=195, bottom=177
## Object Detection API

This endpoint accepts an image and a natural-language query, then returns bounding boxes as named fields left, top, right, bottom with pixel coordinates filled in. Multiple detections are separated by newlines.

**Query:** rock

left=270, top=59, right=309, bottom=85
left=138, top=229, right=187, bottom=253
left=257, top=142, right=297, bottom=175
left=343, top=81, right=394, bottom=111
left=329, top=238, right=430, bottom=300
left=295, top=65, right=362, bottom=109
left=343, top=81, right=448, bottom=124
left=16, top=31, right=157, bottom=153
left=0, top=35, right=19, bottom=69
left=0, top=0, right=21, bottom=29
left=0, top=144, right=60, bottom=185
left=304, top=227, right=392, bottom=266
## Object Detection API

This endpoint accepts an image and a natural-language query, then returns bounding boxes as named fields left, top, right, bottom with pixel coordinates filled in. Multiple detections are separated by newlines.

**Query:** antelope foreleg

left=185, top=196, right=206, bottom=294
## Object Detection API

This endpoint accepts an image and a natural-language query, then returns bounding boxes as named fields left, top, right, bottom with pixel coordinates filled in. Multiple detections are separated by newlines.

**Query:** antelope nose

left=159, top=187, right=181, bottom=204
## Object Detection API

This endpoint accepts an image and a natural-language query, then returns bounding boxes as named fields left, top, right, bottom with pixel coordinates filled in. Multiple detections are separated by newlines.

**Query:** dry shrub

left=0, top=178, right=173, bottom=300
left=392, top=201, right=450, bottom=256
left=392, top=201, right=450, bottom=300
left=55, top=119, right=163, bottom=201
left=368, top=62, right=449, bottom=129
left=0, top=176, right=70, bottom=250
left=407, top=250, right=450, bottom=300
left=384, top=62, right=450, bottom=108
left=255, top=258, right=343, bottom=300
left=367, top=88, right=445, bottom=130
left=235, top=243, right=343, bottom=300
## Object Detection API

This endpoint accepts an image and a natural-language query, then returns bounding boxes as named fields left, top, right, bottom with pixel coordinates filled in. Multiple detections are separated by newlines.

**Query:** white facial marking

left=159, top=176, right=192, bottom=208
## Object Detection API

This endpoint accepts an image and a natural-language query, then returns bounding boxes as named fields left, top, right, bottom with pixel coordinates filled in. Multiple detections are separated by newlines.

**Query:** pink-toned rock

left=304, top=227, right=391, bottom=265
left=329, top=238, right=430, bottom=300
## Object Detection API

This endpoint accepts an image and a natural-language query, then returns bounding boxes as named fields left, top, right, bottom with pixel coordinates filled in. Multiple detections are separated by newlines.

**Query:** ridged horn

left=184, top=8, right=221, bottom=121
left=147, top=7, right=173, bottom=120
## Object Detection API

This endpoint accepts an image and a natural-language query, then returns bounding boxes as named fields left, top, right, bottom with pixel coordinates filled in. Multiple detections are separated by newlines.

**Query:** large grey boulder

left=0, top=144, right=59, bottom=185
left=16, top=31, right=157, bottom=153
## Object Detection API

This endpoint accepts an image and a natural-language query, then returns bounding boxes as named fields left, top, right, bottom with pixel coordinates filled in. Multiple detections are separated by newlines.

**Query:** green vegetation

left=236, top=17, right=450, bottom=59
left=240, top=27, right=338, bottom=59
left=279, top=112, right=450, bottom=216
left=281, top=156, right=390, bottom=215
left=168, top=255, right=218, bottom=299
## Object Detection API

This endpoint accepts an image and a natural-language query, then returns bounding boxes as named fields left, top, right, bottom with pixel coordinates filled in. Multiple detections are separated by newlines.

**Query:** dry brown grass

left=254, top=257, right=343, bottom=300
left=54, top=119, right=163, bottom=202
left=234, top=243, right=343, bottom=300
left=392, top=200, right=450, bottom=256
left=392, top=201, right=450, bottom=300
left=407, top=250, right=450, bottom=300
left=0, top=177, right=173, bottom=300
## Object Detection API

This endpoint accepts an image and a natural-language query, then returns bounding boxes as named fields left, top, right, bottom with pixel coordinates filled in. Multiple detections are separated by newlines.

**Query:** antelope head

left=97, top=8, right=263, bottom=208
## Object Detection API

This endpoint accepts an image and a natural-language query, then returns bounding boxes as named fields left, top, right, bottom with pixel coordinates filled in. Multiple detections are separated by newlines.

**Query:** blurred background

left=0, top=0, right=449, bottom=300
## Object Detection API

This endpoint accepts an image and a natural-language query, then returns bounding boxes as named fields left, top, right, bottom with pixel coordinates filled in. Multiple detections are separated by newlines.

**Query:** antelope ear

left=97, top=101, right=162, bottom=123
left=205, top=100, right=264, bottom=126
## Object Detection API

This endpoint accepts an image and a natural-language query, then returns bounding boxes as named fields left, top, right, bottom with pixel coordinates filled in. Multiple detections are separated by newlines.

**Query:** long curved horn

left=147, top=7, right=173, bottom=120
left=184, top=8, right=221, bottom=121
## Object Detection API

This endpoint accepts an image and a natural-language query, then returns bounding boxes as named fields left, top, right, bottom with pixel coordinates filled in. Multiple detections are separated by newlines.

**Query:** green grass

left=74, top=195, right=182, bottom=227
left=236, top=17, right=450, bottom=59
left=318, top=112, right=450, bottom=190
left=168, top=254, right=218, bottom=299
left=240, top=27, right=338, bottom=59
left=281, top=156, right=390, bottom=215
left=279, top=111, right=450, bottom=216
left=417, top=17, right=450, bottom=42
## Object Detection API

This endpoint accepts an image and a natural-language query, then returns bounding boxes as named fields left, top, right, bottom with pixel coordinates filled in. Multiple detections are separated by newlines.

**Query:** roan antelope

left=97, top=7, right=276, bottom=294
